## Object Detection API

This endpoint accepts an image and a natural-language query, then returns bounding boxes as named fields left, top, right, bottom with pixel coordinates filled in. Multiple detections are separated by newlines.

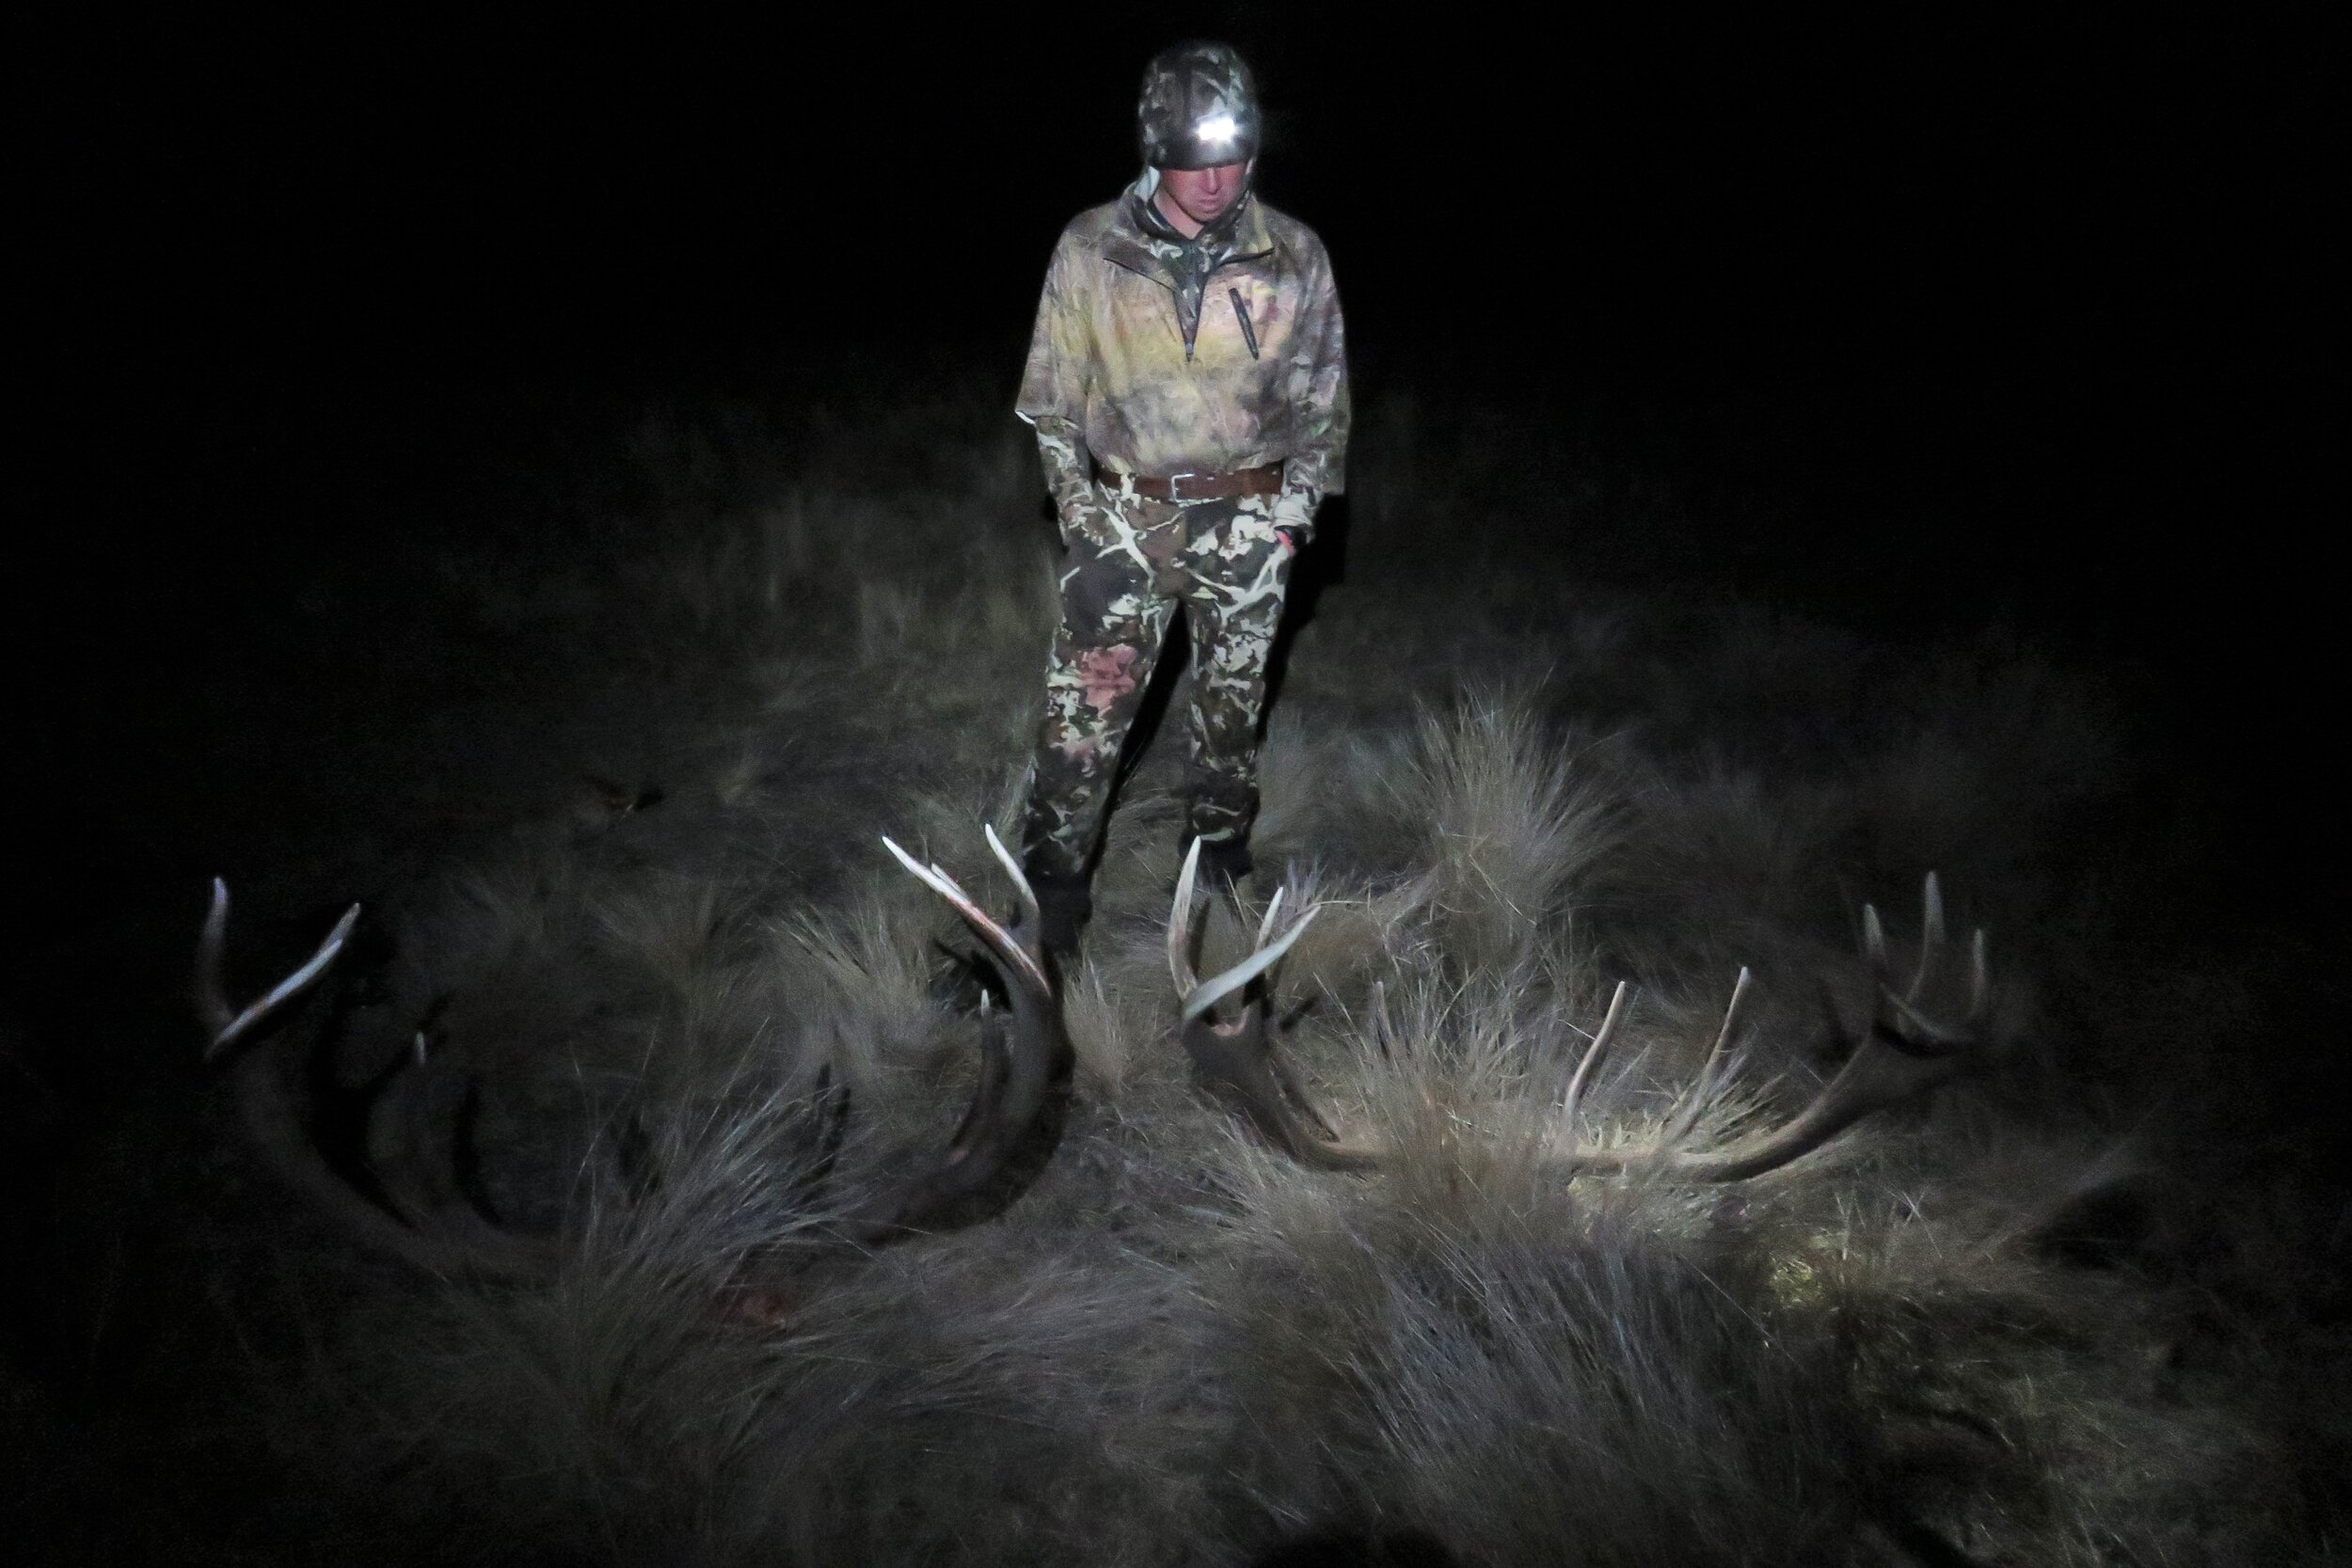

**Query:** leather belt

left=1096, top=462, right=1284, bottom=502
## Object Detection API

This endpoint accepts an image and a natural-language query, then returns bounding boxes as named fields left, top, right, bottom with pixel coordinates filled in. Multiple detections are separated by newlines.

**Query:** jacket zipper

left=1228, top=288, right=1261, bottom=360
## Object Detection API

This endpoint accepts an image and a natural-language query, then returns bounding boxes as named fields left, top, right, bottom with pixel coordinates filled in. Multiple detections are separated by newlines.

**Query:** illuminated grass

left=29, top=388, right=2332, bottom=1565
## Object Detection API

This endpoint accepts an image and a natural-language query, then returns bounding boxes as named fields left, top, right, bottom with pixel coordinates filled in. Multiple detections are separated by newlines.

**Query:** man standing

left=1015, top=40, right=1350, bottom=960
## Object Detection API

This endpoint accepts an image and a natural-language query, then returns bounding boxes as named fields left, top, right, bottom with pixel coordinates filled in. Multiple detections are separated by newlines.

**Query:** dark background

left=8, top=19, right=2346, bottom=1556
left=11, top=6, right=2337, bottom=890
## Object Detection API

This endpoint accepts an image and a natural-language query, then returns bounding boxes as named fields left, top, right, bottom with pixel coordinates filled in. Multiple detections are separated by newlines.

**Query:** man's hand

left=1276, top=527, right=1304, bottom=556
left=1267, top=484, right=1317, bottom=555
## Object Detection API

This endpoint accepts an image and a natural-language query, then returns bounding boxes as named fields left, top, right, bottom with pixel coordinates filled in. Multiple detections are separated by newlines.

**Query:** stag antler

left=1588, top=872, right=1989, bottom=1181
left=858, top=825, right=1072, bottom=1238
left=1168, top=842, right=1376, bottom=1168
left=198, top=879, right=558, bottom=1278
left=1171, top=852, right=1994, bottom=1181
left=197, top=830, right=1072, bottom=1282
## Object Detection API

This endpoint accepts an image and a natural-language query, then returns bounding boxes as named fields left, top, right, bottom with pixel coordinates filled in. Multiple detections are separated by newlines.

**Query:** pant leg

left=1175, top=497, right=1295, bottom=846
left=1021, top=489, right=1180, bottom=879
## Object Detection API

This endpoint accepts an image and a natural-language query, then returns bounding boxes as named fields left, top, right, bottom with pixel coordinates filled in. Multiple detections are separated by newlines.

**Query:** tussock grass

left=1390, top=690, right=1623, bottom=977
left=33, top=387, right=2334, bottom=1565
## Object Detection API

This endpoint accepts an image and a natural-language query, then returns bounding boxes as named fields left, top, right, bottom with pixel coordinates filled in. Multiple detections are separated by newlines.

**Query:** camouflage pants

left=1021, top=485, right=1295, bottom=881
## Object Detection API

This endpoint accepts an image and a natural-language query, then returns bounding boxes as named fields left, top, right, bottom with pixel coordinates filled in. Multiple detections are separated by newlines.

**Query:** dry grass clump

left=1387, top=691, right=1623, bottom=977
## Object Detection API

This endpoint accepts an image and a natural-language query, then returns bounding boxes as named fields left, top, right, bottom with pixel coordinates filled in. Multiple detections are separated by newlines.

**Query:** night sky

left=15, top=8, right=2336, bottom=887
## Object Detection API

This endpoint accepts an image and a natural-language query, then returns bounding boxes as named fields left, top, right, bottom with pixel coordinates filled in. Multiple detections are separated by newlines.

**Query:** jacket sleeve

left=1274, top=231, right=1349, bottom=544
left=1014, top=232, right=1097, bottom=532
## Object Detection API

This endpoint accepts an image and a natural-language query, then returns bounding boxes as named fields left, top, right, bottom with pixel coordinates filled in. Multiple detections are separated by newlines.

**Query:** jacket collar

left=1098, top=186, right=1275, bottom=288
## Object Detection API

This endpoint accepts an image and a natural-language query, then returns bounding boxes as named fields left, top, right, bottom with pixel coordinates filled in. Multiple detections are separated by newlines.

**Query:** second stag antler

left=1168, top=841, right=1994, bottom=1181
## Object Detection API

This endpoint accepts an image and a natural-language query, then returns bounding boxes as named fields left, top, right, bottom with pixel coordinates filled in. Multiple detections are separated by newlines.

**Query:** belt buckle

left=1166, top=471, right=1199, bottom=502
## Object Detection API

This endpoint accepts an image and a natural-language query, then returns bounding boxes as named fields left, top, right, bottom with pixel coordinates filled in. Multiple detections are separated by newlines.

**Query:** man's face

left=1154, top=162, right=1249, bottom=232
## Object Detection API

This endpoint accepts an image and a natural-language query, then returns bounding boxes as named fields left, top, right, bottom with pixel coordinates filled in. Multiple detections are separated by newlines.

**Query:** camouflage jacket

left=1016, top=181, right=1349, bottom=540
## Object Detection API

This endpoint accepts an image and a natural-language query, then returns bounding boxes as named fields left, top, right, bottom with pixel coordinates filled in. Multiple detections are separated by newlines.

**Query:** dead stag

left=196, top=832, right=1994, bottom=1291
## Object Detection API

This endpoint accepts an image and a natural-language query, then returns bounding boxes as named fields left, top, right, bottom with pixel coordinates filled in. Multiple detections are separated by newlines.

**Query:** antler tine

left=1659, top=967, right=1752, bottom=1149
left=1168, top=837, right=1205, bottom=996
left=199, top=879, right=361, bottom=1058
left=1908, top=872, right=1946, bottom=1004
left=1255, top=884, right=1288, bottom=951
left=197, top=879, right=232, bottom=1037
left=1559, top=979, right=1632, bottom=1155
left=1181, top=906, right=1322, bottom=1024
left=1861, top=902, right=1889, bottom=979
left=881, top=835, right=964, bottom=903
left=942, top=991, right=1011, bottom=1150
left=983, top=822, right=1041, bottom=935
left=882, top=835, right=1050, bottom=999
left=1873, top=893, right=1989, bottom=1056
